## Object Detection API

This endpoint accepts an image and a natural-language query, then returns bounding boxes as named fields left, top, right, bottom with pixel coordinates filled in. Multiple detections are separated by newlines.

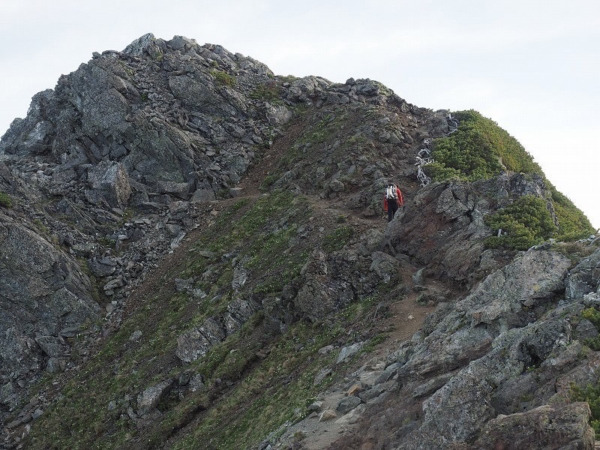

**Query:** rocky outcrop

left=386, top=173, right=552, bottom=285
left=0, top=217, right=99, bottom=411
left=473, top=402, right=595, bottom=449
left=321, top=245, right=599, bottom=449
left=0, top=33, right=597, bottom=450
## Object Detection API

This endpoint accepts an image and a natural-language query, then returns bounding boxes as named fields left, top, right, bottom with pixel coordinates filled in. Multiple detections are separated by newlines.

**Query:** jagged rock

left=0, top=221, right=99, bottom=407
left=369, top=251, right=400, bottom=284
left=176, top=318, right=226, bottom=363
left=191, top=188, right=216, bottom=203
left=386, top=174, right=558, bottom=285
left=467, top=250, right=571, bottom=328
left=358, top=386, right=386, bottom=402
left=319, top=410, right=337, bottom=422
left=565, top=248, right=600, bottom=299
left=85, top=161, right=131, bottom=208
left=0, top=32, right=597, bottom=450
left=265, top=104, right=292, bottom=125
left=473, top=403, right=594, bottom=450
left=137, top=379, right=174, bottom=416
left=337, top=343, right=364, bottom=364
left=314, top=368, right=333, bottom=386
left=157, top=180, right=190, bottom=198
left=337, top=396, right=362, bottom=415
left=88, top=256, right=118, bottom=277
left=232, top=263, right=249, bottom=290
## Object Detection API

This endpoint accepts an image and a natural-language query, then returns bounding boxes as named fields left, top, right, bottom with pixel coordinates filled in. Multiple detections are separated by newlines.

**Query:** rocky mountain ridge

left=0, top=33, right=598, bottom=449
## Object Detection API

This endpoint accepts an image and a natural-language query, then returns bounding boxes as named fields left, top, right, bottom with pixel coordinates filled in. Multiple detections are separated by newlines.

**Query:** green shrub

left=0, top=192, right=13, bottom=208
left=582, top=308, right=600, bottom=327
left=550, top=188, right=595, bottom=240
left=250, top=82, right=282, bottom=104
left=211, top=70, right=235, bottom=87
left=581, top=308, right=600, bottom=350
left=572, top=381, right=600, bottom=433
left=427, top=110, right=543, bottom=182
left=432, top=110, right=594, bottom=246
left=484, top=195, right=556, bottom=250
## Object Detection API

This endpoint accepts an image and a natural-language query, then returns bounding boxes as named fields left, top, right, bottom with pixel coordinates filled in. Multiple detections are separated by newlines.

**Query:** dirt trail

left=127, top=123, right=442, bottom=449
left=273, top=265, right=448, bottom=450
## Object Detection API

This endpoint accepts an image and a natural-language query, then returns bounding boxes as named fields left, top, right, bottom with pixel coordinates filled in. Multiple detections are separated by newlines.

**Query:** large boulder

left=85, top=161, right=131, bottom=207
left=473, top=403, right=595, bottom=450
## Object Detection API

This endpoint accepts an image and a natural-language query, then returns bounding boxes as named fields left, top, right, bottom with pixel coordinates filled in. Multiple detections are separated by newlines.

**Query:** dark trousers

left=387, top=199, right=398, bottom=222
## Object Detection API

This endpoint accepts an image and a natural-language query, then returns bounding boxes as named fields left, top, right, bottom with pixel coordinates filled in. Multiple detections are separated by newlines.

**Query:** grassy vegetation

left=426, top=110, right=543, bottom=182
left=571, top=381, right=600, bottom=434
left=169, top=318, right=344, bottom=449
left=484, top=192, right=594, bottom=251
left=484, top=196, right=557, bottom=250
left=580, top=307, right=600, bottom=351
left=323, top=225, right=355, bottom=252
left=211, top=69, right=236, bottom=87
left=24, top=190, right=383, bottom=449
left=427, top=110, right=595, bottom=249
left=0, top=192, right=13, bottom=208
left=550, top=188, right=595, bottom=241
left=250, top=81, right=283, bottom=104
left=570, top=308, right=600, bottom=433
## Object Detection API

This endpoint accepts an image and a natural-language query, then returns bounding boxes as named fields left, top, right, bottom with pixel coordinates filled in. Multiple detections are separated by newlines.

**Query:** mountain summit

left=0, top=33, right=598, bottom=449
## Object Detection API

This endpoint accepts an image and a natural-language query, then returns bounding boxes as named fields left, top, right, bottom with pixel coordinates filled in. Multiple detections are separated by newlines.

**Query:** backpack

left=386, top=186, right=397, bottom=200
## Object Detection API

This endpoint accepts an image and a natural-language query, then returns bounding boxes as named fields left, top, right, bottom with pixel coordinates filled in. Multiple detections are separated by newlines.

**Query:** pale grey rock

left=369, top=251, right=400, bottom=284
left=86, top=161, right=131, bottom=208
left=265, top=104, right=292, bottom=125
left=89, top=256, right=118, bottom=277
left=232, top=263, right=249, bottom=290
left=314, top=368, right=333, bottom=386
left=176, top=318, right=226, bottom=363
left=157, top=180, right=190, bottom=198
left=137, top=379, right=173, bottom=416
left=337, top=342, right=364, bottom=364
left=565, top=248, right=600, bottom=300
left=358, top=385, right=386, bottom=402
left=574, top=319, right=598, bottom=341
left=191, top=188, right=216, bottom=203
left=473, top=403, right=594, bottom=450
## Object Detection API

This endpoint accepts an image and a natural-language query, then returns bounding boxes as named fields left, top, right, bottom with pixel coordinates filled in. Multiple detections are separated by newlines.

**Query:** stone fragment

left=336, top=396, right=362, bottom=414
left=137, top=380, right=173, bottom=416
left=337, top=343, right=364, bottom=364
left=319, top=409, right=337, bottom=422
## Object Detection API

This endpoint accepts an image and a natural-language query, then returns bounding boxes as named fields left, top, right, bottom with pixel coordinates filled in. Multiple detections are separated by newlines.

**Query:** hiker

left=383, top=183, right=404, bottom=222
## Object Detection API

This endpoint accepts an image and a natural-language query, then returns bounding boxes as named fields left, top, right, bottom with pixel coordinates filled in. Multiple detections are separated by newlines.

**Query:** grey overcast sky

left=1, top=0, right=599, bottom=228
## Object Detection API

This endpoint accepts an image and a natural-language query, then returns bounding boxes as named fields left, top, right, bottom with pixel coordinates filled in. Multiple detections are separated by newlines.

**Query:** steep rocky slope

left=0, top=34, right=598, bottom=449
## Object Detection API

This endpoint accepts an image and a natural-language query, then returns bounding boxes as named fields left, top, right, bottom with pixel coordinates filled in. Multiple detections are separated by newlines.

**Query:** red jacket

left=383, top=186, right=404, bottom=211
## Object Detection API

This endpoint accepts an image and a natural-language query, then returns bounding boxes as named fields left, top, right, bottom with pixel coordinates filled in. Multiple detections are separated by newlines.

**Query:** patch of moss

left=211, top=69, right=236, bottom=87
left=484, top=195, right=556, bottom=250
left=323, top=225, right=355, bottom=252
left=0, top=192, right=13, bottom=208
